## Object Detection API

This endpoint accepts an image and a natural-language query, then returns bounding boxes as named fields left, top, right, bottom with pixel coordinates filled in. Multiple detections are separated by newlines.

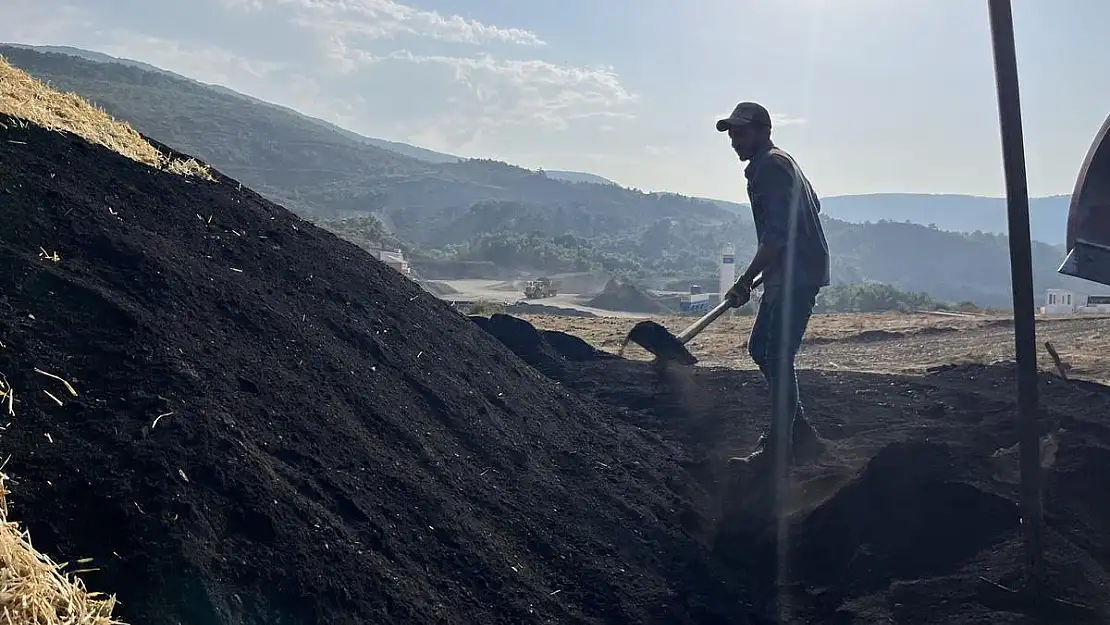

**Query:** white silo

left=719, top=242, right=736, bottom=313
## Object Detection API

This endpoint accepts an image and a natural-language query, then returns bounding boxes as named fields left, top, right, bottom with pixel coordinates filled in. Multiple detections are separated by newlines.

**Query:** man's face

left=728, top=124, right=758, bottom=161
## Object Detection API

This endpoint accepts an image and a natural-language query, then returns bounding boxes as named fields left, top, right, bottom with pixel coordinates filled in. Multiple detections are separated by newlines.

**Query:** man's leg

left=762, top=285, right=824, bottom=458
left=733, top=286, right=823, bottom=465
left=732, top=291, right=773, bottom=459
left=762, top=287, right=800, bottom=472
left=729, top=287, right=785, bottom=466
left=781, top=287, right=824, bottom=462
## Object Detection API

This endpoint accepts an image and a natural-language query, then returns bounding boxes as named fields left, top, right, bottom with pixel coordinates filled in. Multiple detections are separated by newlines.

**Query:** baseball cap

left=716, top=102, right=772, bottom=132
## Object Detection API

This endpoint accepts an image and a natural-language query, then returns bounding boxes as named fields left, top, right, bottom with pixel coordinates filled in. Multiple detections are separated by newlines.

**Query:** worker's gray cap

left=716, top=102, right=772, bottom=132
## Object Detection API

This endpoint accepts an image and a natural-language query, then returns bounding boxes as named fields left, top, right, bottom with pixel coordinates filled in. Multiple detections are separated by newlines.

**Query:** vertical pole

left=986, top=0, right=1045, bottom=586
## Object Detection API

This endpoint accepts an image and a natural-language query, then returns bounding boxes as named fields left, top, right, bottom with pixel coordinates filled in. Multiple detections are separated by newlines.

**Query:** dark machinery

left=1058, top=112, right=1110, bottom=286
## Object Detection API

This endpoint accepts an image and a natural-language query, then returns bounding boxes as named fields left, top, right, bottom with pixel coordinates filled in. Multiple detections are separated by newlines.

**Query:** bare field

left=520, top=311, right=1110, bottom=382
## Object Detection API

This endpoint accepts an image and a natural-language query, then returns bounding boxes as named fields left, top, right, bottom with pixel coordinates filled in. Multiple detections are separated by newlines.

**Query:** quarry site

left=4, top=55, right=1110, bottom=625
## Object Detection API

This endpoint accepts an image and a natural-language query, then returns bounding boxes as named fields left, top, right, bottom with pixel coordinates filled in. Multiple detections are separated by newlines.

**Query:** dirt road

left=440, top=279, right=654, bottom=318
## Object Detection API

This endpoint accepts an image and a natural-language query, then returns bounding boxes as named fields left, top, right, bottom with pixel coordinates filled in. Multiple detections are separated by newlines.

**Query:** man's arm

left=736, top=156, right=797, bottom=286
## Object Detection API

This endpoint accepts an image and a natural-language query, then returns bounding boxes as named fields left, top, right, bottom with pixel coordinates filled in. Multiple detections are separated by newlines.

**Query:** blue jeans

left=747, top=284, right=820, bottom=460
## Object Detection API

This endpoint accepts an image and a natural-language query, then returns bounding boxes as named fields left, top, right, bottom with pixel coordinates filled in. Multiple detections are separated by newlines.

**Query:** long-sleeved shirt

left=744, top=144, right=831, bottom=289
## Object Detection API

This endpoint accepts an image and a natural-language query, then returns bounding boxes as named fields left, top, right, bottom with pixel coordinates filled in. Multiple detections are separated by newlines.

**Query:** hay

left=0, top=55, right=211, bottom=180
left=0, top=473, right=124, bottom=624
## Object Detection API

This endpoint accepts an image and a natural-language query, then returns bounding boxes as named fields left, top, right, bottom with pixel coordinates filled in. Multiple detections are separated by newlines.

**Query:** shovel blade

left=627, top=320, right=698, bottom=365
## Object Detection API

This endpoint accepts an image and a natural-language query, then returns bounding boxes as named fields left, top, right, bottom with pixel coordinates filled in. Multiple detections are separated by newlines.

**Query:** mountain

left=6, top=44, right=1070, bottom=244
left=0, top=43, right=171, bottom=75
left=818, top=193, right=1070, bottom=245
left=0, top=45, right=729, bottom=227
left=701, top=194, right=1071, bottom=244
left=544, top=171, right=617, bottom=185
left=359, top=137, right=460, bottom=164
left=0, top=43, right=1093, bottom=306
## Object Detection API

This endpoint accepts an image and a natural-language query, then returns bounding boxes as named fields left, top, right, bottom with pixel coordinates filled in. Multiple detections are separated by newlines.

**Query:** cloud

left=376, top=51, right=637, bottom=126
left=350, top=51, right=638, bottom=155
left=0, top=0, right=639, bottom=159
left=771, top=113, right=807, bottom=126
left=224, top=0, right=546, bottom=47
left=98, top=32, right=288, bottom=83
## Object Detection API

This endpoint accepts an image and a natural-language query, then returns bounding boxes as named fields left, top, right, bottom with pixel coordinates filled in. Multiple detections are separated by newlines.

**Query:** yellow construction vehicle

left=523, top=277, right=560, bottom=299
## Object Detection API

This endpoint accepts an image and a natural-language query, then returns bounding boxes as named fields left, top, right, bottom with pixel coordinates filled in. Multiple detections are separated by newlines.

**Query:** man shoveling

left=716, top=101, right=830, bottom=472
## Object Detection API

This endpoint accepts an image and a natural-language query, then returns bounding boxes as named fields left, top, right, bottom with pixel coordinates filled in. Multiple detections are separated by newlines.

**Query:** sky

left=3, top=0, right=1110, bottom=204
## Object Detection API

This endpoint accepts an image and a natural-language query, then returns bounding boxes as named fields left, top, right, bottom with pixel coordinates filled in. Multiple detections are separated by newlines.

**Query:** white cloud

left=0, top=0, right=638, bottom=160
left=231, top=0, right=546, bottom=47
left=377, top=51, right=637, bottom=127
left=98, top=32, right=287, bottom=83
left=366, top=52, right=637, bottom=156
left=771, top=113, right=807, bottom=126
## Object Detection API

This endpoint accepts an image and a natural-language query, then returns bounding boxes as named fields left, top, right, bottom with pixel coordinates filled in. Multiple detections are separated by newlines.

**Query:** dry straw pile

left=0, top=55, right=133, bottom=623
left=0, top=472, right=124, bottom=624
left=0, top=55, right=211, bottom=179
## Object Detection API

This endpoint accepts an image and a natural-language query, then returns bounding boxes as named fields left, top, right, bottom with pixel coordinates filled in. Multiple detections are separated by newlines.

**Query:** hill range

left=0, top=43, right=1092, bottom=306
left=4, top=51, right=1110, bottom=624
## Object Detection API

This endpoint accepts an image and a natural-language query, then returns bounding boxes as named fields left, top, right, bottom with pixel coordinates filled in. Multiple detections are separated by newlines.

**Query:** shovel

left=622, top=276, right=763, bottom=365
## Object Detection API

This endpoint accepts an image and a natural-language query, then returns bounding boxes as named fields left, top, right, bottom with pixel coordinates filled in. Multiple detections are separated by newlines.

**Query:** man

left=716, top=101, right=830, bottom=472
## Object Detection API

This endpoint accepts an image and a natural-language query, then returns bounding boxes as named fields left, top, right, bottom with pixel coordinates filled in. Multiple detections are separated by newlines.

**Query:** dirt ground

left=480, top=312, right=1110, bottom=623
left=521, top=311, right=1110, bottom=382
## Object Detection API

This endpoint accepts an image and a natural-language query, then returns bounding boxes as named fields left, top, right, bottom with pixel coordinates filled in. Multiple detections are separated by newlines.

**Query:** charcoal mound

left=468, top=314, right=563, bottom=374
left=471, top=314, right=615, bottom=374
left=541, top=328, right=617, bottom=362
left=792, top=441, right=1021, bottom=596
left=11, top=118, right=1110, bottom=625
left=480, top=327, right=1110, bottom=620
left=586, top=278, right=671, bottom=314
left=0, top=123, right=752, bottom=624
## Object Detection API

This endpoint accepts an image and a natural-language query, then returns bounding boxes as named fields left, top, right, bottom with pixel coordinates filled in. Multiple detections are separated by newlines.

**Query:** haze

left=5, top=0, right=1109, bottom=203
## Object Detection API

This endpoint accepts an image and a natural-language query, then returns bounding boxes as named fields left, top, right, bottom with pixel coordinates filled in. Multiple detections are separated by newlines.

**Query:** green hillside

left=0, top=44, right=1086, bottom=306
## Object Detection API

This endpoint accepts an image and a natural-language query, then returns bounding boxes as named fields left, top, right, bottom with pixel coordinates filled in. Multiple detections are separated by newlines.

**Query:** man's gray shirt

left=744, top=145, right=831, bottom=289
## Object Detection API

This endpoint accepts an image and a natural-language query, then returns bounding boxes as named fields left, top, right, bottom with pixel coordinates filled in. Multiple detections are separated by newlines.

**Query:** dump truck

left=523, top=277, right=560, bottom=299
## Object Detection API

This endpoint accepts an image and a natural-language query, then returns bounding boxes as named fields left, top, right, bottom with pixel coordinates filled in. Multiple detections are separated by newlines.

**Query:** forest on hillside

left=1, top=44, right=1087, bottom=307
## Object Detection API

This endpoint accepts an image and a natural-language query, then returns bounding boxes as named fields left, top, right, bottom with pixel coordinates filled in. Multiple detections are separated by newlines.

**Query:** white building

left=370, top=248, right=411, bottom=277
left=718, top=242, right=736, bottom=317
left=1042, top=289, right=1110, bottom=315
left=1043, top=289, right=1076, bottom=315
left=679, top=284, right=710, bottom=315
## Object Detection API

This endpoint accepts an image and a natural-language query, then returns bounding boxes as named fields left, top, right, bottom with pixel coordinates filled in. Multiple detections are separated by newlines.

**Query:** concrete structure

left=1043, top=289, right=1076, bottom=315
left=371, top=248, right=411, bottom=277
left=679, top=283, right=711, bottom=315
left=718, top=243, right=736, bottom=318
left=1041, top=289, right=1110, bottom=314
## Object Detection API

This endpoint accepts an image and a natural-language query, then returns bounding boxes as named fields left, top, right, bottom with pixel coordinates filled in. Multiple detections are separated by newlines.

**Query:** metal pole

left=986, top=0, right=1045, bottom=585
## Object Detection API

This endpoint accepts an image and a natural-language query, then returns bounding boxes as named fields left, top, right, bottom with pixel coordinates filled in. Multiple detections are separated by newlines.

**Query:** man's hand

left=725, top=277, right=753, bottom=308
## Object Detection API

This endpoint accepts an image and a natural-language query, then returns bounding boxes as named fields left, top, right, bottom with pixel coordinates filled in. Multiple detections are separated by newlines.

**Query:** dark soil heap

left=479, top=316, right=1110, bottom=623
left=587, top=278, right=671, bottom=314
left=8, top=119, right=1110, bottom=625
left=0, top=123, right=750, bottom=624
left=469, top=314, right=616, bottom=377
